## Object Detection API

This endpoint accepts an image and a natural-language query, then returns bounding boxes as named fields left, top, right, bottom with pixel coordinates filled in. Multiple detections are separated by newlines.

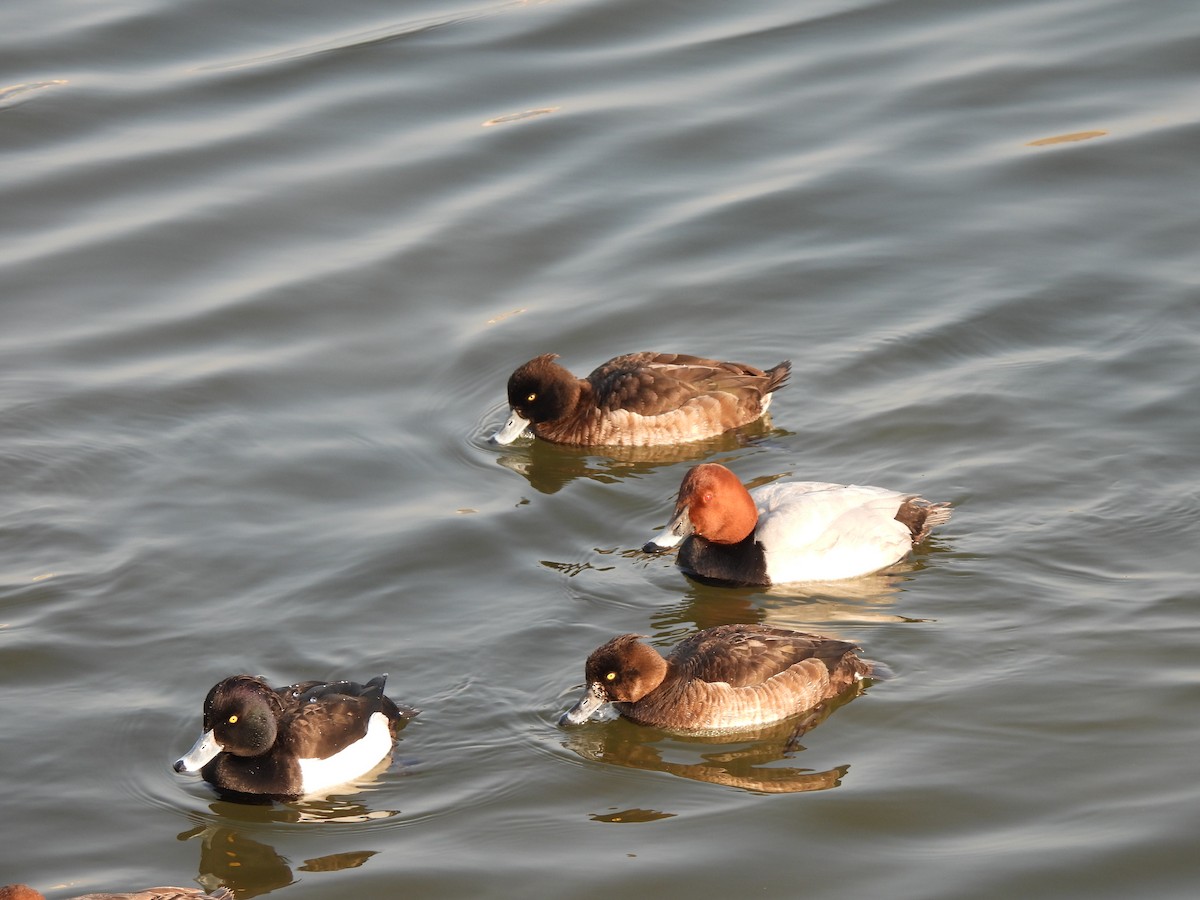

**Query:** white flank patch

left=297, top=712, right=393, bottom=795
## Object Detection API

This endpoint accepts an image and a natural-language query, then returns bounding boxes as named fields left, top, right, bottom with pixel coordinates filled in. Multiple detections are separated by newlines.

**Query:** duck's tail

left=765, top=360, right=792, bottom=394
left=897, top=498, right=952, bottom=543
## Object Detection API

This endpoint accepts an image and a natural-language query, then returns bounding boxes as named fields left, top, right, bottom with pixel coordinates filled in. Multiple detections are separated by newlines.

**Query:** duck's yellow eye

left=605, top=671, right=617, bottom=682
left=526, top=392, right=537, bottom=403
left=228, top=715, right=238, bottom=724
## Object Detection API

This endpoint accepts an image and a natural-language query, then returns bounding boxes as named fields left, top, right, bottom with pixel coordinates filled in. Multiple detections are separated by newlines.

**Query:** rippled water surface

left=2, top=0, right=1198, bottom=897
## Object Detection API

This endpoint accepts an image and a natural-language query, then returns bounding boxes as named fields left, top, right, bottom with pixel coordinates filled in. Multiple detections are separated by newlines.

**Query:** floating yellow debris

left=486, top=307, right=527, bottom=325
left=482, top=107, right=560, bottom=127
left=0, top=79, right=68, bottom=110
left=1026, top=130, right=1107, bottom=147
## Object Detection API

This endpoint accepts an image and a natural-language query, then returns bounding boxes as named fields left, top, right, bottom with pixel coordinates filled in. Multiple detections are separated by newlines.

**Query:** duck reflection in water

left=559, top=690, right=862, bottom=795
left=179, top=810, right=393, bottom=899
left=647, top=567, right=926, bottom=639
left=492, top=418, right=782, bottom=495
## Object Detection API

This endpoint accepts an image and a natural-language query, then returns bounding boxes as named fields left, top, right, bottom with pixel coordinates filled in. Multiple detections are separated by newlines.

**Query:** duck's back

left=751, top=481, right=917, bottom=582
left=589, top=353, right=781, bottom=408
left=624, top=625, right=868, bottom=732
left=573, top=353, right=788, bottom=445
left=670, top=624, right=860, bottom=686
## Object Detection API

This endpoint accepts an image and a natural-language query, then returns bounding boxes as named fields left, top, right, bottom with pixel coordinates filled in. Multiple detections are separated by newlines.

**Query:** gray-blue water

left=2, top=0, right=1198, bottom=896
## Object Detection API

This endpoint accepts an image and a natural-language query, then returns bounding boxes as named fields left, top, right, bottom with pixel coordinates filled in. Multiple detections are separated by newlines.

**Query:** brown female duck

left=559, top=624, right=872, bottom=733
left=492, top=352, right=790, bottom=446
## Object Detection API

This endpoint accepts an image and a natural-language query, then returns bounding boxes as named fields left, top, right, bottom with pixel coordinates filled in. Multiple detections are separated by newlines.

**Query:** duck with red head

left=645, top=463, right=951, bottom=585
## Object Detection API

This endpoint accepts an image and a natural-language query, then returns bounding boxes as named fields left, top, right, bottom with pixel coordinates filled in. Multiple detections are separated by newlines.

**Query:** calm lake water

left=2, top=0, right=1198, bottom=897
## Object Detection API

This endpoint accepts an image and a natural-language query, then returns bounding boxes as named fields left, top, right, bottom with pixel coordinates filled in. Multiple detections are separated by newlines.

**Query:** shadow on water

left=559, top=685, right=867, bottom=796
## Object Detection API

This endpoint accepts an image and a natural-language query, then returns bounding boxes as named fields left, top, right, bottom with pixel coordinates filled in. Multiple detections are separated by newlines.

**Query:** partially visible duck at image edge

left=173, top=674, right=415, bottom=801
left=0, top=886, right=232, bottom=900
left=559, top=624, right=873, bottom=733
left=645, top=463, right=951, bottom=585
left=491, top=352, right=791, bottom=447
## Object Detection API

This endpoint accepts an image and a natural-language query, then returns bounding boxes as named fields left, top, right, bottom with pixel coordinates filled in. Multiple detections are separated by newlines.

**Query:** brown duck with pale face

left=559, top=624, right=873, bottom=734
left=492, top=352, right=790, bottom=447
